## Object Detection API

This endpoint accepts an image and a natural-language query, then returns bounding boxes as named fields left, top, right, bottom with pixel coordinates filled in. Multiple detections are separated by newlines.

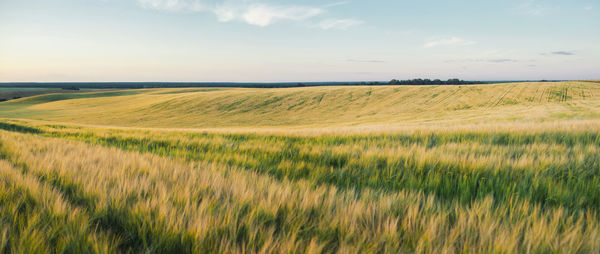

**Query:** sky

left=0, top=0, right=599, bottom=82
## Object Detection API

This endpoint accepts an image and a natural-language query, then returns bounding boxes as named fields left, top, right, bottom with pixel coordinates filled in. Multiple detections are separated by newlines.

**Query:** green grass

left=4, top=122, right=598, bottom=212
left=1, top=127, right=598, bottom=252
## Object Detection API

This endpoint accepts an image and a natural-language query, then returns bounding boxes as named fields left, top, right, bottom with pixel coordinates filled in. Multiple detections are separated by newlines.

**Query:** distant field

left=0, top=81, right=599, bottom=252
left=0, top=87, right=99, bottom=101
left=0, top=81, right=598, bottom=131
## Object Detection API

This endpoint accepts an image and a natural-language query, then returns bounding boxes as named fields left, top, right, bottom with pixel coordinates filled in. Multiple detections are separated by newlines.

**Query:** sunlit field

left=1, top=81, right=599, bottom=253
left=1, top=81, right=599, bottom=130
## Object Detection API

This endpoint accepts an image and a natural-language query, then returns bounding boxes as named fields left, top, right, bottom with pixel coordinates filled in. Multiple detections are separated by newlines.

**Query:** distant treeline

left=387, top=79, right=483, bottom=85
left=332, top=79, right=484, bottom=86
left=0, top=82, right=362, bottom=89
left=0, top=79, right=560, bottom=89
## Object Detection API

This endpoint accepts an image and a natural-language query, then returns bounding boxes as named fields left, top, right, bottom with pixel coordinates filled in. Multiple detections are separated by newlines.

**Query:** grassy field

left=0, top=81, right=598, bottom=130
left=0, top=81, right=599, bottom=252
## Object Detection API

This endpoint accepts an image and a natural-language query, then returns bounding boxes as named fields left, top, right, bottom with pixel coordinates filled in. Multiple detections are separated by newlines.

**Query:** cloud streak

left=445, top=58, right=517, bottom=63
left=541, top=51, right=575, bottom=56
left=551, top=51, right=574, bottom=56
left=424, top=37, right=476, bottom=48
left=137, top=0, right=360, bottom=29
left=317, top=19, right=363, bottom=30
left=488, top=58, right=516, bottom=63
left=347, top=59, right=385, bottom=63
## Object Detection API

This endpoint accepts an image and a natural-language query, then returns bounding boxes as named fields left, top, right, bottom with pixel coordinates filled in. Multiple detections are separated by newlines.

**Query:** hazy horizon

left=0, top=79, right=578, bottom=84
left=1, top=0, right=599, bottom=82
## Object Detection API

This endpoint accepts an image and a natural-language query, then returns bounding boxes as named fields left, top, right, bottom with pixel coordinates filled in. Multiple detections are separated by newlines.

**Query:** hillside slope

left=0, top=82, right=598, bottom=129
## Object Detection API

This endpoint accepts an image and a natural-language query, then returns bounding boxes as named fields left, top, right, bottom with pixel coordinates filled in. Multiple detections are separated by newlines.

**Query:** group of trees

left=331, top=79, right=484, bottom=87
left=388, top=79, right=483, bottom=85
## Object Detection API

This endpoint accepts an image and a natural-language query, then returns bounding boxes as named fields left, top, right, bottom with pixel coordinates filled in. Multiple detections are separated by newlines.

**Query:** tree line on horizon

left=0, top=79, right=486, bottom=90
left=387, top=78, right=483, bottom=85
left=298, top=79, right=485, bottom=87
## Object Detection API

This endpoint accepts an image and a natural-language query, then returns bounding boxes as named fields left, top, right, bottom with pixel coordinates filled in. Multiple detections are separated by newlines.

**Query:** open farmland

left=0, top=81, right=599, bottom=253
left=0, top=81, right=598, bottom=130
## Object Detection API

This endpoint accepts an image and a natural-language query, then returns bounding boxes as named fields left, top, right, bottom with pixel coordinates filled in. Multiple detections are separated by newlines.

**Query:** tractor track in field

left=539, top=88, right=547, bottom=103
left=431, top=87, right=462, bottom=109
left=562, top=86, right=569, bottom=102
left=490, top=84, right=517, bottom=108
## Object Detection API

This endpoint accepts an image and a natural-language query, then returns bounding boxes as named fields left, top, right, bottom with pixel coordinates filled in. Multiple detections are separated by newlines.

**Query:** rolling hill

left=0, top=81, right=598, bottom=130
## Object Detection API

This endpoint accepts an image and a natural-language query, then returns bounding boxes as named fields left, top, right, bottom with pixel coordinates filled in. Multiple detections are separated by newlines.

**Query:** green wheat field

left=1, top=81, right=599, bottom=253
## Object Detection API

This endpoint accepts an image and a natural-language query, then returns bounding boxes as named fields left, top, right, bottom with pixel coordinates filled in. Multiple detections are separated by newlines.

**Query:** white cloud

left=136, top=0, right=358, bottom=28
left=584, top=6, right=593, bottom=11
left=213, top=4, right=236, bottom=22
left=317, top=19, right=363, bottom=30
left=424, top=37, right=476, bottom=48
left=240, top=4, right=323, bottom=27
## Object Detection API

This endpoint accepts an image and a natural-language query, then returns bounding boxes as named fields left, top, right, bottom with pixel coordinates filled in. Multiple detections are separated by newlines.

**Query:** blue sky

left=0, top=0, right=598, bottom=82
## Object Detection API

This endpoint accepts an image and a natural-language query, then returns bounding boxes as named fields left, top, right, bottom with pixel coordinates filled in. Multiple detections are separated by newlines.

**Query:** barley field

left=0, top=81, right=599, bottom=253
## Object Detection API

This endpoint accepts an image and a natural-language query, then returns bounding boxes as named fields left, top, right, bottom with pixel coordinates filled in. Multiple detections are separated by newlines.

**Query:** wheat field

left=0, top=81, right=599, bottom=253
left=1, top=81, right=599, bottom=130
